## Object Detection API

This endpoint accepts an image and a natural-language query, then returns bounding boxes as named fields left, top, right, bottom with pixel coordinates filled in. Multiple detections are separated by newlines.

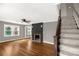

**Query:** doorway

left=25, top=25, right=32, bottom=38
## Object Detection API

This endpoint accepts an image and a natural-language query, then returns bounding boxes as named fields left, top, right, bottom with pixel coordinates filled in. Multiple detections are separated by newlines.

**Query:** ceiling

left=0, top=3, right=59, bottom=25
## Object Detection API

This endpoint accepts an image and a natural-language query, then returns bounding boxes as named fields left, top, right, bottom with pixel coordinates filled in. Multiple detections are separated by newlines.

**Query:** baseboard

left=0, top=39, right=19, bottom=43
left=0, top=37, right=30, bottom=44
left=0, top=38, right=54, bottom=45
left=43, top=41, right=54, bottom=45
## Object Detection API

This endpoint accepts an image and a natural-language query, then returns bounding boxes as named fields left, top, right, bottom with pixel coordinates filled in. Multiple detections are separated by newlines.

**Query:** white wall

left=43, top=22, right=57, bottom=44
left=60, top=3, right=67, bottom=17
left=73, top=4, right=79, bottom=15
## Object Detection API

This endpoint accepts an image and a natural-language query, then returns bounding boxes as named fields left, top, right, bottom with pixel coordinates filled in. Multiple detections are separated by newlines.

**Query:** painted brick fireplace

left=32, top=23, right=43, bottom=43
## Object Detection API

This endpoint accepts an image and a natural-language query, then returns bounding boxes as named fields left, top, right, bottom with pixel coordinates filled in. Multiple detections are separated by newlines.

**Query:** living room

left=0, top=3, right=59, bottom=56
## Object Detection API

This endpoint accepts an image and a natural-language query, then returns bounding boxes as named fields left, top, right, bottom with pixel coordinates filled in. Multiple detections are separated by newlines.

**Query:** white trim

left=0, top=38, right=28, bottom=43
left=0, top=39, right=18, bottom=43
left=0, top=39, right=54, bottom=45
left=0, top=20, right=30, bottom=25
left=43, top=41, right=54, bottom=45
left=25, top=25, right=32, bottom=38
left=0, top=18, right=58, bottom=25
left=25, top=26, right=26, bottom=38
left=4, top=24, right=20, bottom=37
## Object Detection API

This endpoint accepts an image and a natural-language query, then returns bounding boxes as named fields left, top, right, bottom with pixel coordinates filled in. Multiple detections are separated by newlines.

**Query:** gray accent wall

left=43, top=21, right=57, bottom=43
left=0, top=21, right=25, bottom=42
left=0, top=21, right=57, bottom=43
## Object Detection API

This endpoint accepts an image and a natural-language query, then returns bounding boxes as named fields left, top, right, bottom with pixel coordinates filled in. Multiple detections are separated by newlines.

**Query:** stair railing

left=72, top=6, right=79, bottom=29
left=54, top=9, right=61, bottom=56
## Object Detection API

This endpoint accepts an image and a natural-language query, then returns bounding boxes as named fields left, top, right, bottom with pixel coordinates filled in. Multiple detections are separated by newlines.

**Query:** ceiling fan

left=21, top=18, right=31, bottom=23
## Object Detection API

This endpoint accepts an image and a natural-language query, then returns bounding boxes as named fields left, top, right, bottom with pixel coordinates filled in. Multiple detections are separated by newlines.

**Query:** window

left=4, top=24, right=20, bottom=37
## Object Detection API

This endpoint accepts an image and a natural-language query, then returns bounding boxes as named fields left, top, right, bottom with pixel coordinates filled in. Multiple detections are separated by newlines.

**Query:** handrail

left=54, top=9, right=61, bottom=56
left=72, top=7, right=79, bottom=29
left=72, top=15, right=79, bottom=29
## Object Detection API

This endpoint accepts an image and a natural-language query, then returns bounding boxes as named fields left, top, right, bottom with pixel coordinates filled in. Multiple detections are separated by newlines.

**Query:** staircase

left=59, top=3, right=79, bottom=56
left=54, top=3, right=79, bottom=56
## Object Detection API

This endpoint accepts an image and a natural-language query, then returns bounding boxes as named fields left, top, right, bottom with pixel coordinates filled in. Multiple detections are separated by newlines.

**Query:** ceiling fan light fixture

left=21, top=18, right=31, bottom=23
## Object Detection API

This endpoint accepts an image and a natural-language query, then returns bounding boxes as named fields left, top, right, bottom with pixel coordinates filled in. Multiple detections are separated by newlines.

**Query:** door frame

left=25, top=25, right=32, bottom=38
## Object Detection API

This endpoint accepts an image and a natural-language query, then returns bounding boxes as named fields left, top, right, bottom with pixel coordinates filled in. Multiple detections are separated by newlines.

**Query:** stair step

left=62, top=22, right=75, bottom=24
left=62, top=23, right=76, bottom=25
left=61, top=33, right=79, bottom=39
left=60, top=38, right=79, bottom=46
left=60, top=44, right=79, bottom=55
left=61, top=29, right=79, bottom=34
left=60, top=52, right=68, bottom=56
left=61, top=25, right=77, bottom=28
left=62, top=20, right=75, bottom=23
left=61, top=23, right=76, bottom=26
left=61, top=32, right=79, bottom=34
left=61, top=17, right=74, bottom=20
left=60, top=50, right=79, bottom=56
left=62, top=17, right=74, bottom=19
left=61, top=26, right=77, bottom=29
left=62, top=19, right=75, bottom=23
left=62, top=23, right=76, bottom=26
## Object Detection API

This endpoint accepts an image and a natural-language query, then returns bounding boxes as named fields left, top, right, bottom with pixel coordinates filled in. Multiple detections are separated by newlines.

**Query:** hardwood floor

left=0, top=39, right=56, bottom=56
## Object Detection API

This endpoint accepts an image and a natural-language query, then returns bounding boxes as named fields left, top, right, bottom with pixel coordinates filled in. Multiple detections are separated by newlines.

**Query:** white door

left=25, top=26, right=32, bottom=38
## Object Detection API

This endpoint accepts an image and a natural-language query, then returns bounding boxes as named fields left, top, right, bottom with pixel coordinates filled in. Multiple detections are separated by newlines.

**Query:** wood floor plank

left=0, top=39, right=56, bottom=56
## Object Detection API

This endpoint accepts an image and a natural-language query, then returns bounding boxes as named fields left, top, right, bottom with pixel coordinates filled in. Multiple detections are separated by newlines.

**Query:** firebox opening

left=34, top=34, right=41, bottom=40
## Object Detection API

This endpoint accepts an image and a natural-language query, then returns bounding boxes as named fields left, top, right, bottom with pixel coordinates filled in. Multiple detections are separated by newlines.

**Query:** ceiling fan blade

left=21, top=19, right=31, bottom=23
